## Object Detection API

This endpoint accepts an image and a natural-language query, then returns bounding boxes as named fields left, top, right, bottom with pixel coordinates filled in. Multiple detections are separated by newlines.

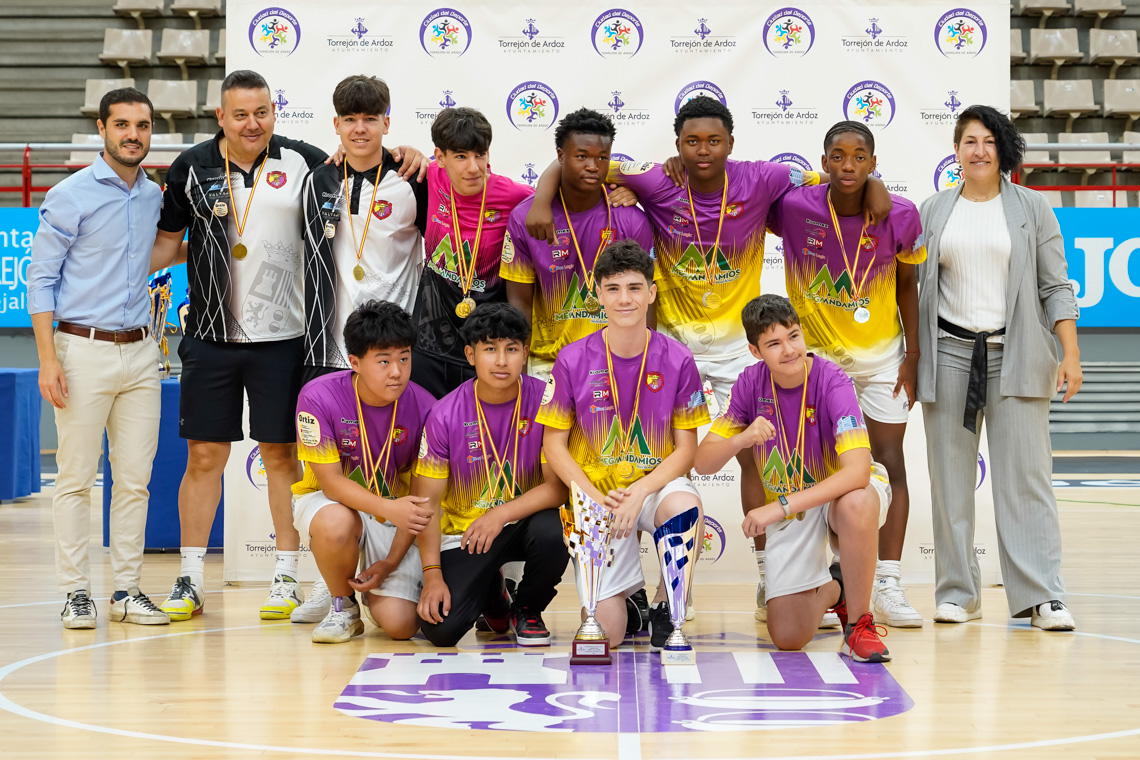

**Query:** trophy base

left=661, top=645, right=695, bottom=666
left=570, top=638, right=612, bottom=665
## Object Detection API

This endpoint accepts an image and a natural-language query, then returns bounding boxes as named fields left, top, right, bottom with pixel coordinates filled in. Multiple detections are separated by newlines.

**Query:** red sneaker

left=828, top=561, right=848, bottom=628
left=475, top=571, right=511, bottom=634
left=841, top=612, right=891, bottom=663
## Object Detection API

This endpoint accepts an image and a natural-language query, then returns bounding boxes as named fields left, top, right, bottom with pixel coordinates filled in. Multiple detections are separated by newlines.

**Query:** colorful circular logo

left=934, top=153, right=962, bottom=191
left=248, top=7, right=301, bottom=57
left=936, top=8, right=988, bottom=58
left=506, top=81, right=559, bottom=130
left=769, top=152, right=813, bottom=173
left=591, top=9, right=644, bottom=59
left=674, top=81, right=727, bottom=114
left=246, top=446, right=268, bottom=491
left=763, top=7, right=815, bottom=58
left=698, top=515, right=727, bottom=564
left=420, top=8, right=473, bottom=57
left=842, top=80, right=896, bottom=129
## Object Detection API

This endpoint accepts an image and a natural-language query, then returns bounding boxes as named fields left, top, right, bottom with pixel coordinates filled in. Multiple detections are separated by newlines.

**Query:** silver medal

left=854, top=307, right=871, bottom=324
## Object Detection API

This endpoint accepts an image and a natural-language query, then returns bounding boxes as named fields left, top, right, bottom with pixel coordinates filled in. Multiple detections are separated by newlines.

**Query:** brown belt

left=57, top=321, right=149, bottom=344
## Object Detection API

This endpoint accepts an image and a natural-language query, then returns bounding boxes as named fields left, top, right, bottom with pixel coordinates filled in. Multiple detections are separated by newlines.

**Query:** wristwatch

left=778, top=494, right=792, bottom=517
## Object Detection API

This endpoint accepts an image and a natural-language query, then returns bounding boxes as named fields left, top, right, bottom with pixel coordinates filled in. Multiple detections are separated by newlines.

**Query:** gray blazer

left=916, top=178, right=1079, bottom=403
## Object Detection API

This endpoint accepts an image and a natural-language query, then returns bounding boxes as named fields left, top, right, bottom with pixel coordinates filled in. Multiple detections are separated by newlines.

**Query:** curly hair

left=554, top=107, right=616, bottom=150
left=594, top=239, right=654, bottom=285
left=953, top=104, right=1025, bottom=175
left=823, top=120, right=875, bottom=155
left=460, top=302, right=531, bottom=347
left=673, top=96, right=734, bottom=136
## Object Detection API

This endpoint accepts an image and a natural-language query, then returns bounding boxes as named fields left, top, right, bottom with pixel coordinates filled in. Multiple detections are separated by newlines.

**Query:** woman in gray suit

left=916, top=105, right=1082, bottom=631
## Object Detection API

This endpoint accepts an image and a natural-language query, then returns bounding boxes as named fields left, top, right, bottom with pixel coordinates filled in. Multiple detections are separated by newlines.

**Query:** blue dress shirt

left=27, top=152, right=162, bottom=330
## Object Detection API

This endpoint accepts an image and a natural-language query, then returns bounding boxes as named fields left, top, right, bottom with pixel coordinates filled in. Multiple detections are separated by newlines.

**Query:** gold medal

left=353, top=264, right=366, bottom=281
left=456, top=297, right=476, bottom=319
left=703, top=291, right=722, bottom=310
left=584, top=294, right=601, bottom=314
left=324, top=221, right=336, bottom=239
left=686, top=172, right=731, bottom=310
left=615, top=460, right=636, bottom=479
left=232, top=243, right=248, bottom=259
left=559, top=187, right=612, bottom=321
left=223, top=144, right=268, bottom=264
left=212, top=200, right=228, bottom=217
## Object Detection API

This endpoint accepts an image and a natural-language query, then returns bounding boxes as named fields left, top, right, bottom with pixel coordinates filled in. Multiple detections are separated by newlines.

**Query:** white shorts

left=528, top=356, right=555, bottom=386
left=581, top=476, right=703, bottom=606
left=850, top=367, right=911, bottom=424
left=292, top=490, right=423, bottom=603
left=764, top=463, right=892, bottom=601
left=696, top=350, right=757, bottom=418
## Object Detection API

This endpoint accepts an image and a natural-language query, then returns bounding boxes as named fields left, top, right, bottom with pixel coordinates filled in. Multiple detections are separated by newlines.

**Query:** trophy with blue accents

left=653, top=506, right=701, bottom=665
left=148, top=273, right=173, bottom=378
left=562, top=482, right=616, bottom=665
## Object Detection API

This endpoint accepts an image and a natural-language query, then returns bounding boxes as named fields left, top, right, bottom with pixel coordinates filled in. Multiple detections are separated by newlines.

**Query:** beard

left=105, top=139, right=147, bottom=168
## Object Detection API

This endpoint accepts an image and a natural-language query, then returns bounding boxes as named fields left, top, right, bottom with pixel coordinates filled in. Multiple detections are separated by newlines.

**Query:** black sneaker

left=510, top=605, right=551, bottom=646
left=475, top=572, right=511, bottom=634
left=828, top=561, right=848, bottom=629
left=648, top=601, right=673, bottom=651
left=629, top=588, right=649, bottom=633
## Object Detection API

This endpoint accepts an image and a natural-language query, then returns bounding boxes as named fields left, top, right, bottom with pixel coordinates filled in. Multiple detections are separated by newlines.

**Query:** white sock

left=876, top=559, right=902, bottom=580
left=754, top=549, right=766, bottom=575
left=180, top=547, right=207, bottom=590
left=274, top=551, right=300, bottom=580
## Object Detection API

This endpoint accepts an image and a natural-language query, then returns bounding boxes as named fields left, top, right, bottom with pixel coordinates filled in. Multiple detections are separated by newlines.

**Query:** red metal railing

left=0, top=143, right=189, bottom=205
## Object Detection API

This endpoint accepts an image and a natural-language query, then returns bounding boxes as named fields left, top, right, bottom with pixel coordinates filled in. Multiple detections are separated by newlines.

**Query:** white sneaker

left=260, top=575, right=304, bottom=620
left=110, top=587, right=170, bottom=625
left=933, top=602, right=981, bottom=623
left=872, top=576, right=924, bottom=628
left=61, top=590, right=97, bottom=629
left=819, top=611, right=841, bottom=629
left=754, top=576, right=767, bottom=622
left=312, top=599, right=364, bottom=643
left=291, top=578, right=332, bottom=623
left=1031, top=600, right=1075, bottom=631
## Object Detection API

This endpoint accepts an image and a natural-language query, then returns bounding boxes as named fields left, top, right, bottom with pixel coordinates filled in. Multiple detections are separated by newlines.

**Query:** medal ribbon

left=603, top=328, right=651, bottom=471
left=449, top=180, right=488, bottom=299
left=558, top=185, right=612, bottom=299
left=352, top=373, right=399, bottom=498
left=223, top=145, right=269, bottom=244
left=684, top=171, right=729, bottom=293
left=343, top=161, right=384, bottom=269
left=826, top=188, right=875, bottom=306
left=768, top=364, right=809, bottom=505
left=473, top=380, right=523, bottom=503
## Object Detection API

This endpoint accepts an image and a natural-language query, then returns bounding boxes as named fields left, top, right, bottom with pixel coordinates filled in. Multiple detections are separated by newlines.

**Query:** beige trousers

left=52, top=330, right=160, bottom=593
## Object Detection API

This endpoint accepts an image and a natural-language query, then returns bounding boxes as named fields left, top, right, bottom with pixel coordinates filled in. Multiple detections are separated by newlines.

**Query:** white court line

left=662, top=665, right=701, bottom=684
left=805, top=652, right=857, bottom=684
left=732, top=651, right=783, bottom=684
left=0, top=588, right=236, bottom=610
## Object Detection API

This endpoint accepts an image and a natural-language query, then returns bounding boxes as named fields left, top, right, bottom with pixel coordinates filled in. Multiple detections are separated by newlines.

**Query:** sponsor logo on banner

left=670, top=17, right=736, bottom=52
left=934, top=154, right=963, bottom=190
left=1056, top=208, right=1140, bottom=326
left=752, top=89, right=820, bottom=126
left=499, top=17, right=565, bottom=52
left=936, top=8, right=988, bottom=58
left=592, top=9, right=644, bottom=59
left=842, top=80, right=896, bottom=129
left=611, top=152, right=634, bottom=163
left=421, top=8, right=472, bottom=57
left=763, top=7, right=815, bottom=58
left=0, top=210, right=34, bottom=325
left=249, top=7, right=301, bottom=57
left=326, top=16, right=394, bottom=51
left=414, top=90, right=457, bottom=124
left=246, top=447, right=268, bottom=490
left=336, top=651, right=913, bottom=732
left=675, top=81, right=727, bottom=114
left=920, top=89, right=964, bottom=126
left=769, top=152, right=814, bottom=190
left=506, top=81, right=559, bottom=130
left=870, top=164, right=908, bottom=194
left=603, top=90, right=651, bottom=125
left=272, top=89, right=314, bottom=126
left=699, top=515, right=727, bottom=563
left=519, top=163, right=539, bottom=185
left=842, top=17, right=908, bottom=51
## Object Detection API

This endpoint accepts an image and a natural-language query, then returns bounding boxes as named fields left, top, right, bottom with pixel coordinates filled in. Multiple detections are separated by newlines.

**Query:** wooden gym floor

left=1, top=479, right=1138, bottom=760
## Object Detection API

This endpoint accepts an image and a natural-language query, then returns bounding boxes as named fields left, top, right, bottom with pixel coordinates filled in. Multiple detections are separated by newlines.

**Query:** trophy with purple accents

left=653, top=506, right=701, bottom=665
left=148, top=273, right=173, bottom=378
left=562, top=482, right=616, bottom=665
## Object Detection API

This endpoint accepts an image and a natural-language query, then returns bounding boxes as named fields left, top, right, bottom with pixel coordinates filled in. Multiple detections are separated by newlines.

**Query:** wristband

left=421, top=564, right=442, bottom=573
left=778, top=494, right=792, bottom=517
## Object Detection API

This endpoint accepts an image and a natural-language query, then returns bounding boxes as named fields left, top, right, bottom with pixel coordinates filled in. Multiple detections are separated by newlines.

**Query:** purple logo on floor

left=335, top=648, right=913, bottom=732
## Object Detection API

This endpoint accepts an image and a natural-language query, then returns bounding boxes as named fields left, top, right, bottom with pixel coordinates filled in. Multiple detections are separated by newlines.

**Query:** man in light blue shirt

left=27, top=87, right=170, bottom=629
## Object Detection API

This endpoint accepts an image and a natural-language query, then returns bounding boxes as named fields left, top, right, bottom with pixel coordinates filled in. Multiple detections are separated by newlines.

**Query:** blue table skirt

left=0, top=368, right=41, bottom=501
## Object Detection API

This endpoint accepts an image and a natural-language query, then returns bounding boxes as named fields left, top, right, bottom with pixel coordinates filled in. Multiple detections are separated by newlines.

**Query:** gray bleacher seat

left=1043, top=79, right=1098, bottom=131
left=148, top=79, right=197, bottom=131
left=113, top=0, right=164, bottom=30
left=145, top=133, right=184, bottom=166
left=1058, top=132, right=1111, bottom=178
left=1073, top=0, right=1125, bottom=28
left=171, top=0, right=221, bottom=30
left=1074, top=188, right=1127, bottom=207
left=67, top=133, right=103, bottom=167
left=156, top=28, right=210, bottom=79
left=1029, top=28, right=1082, bottom=78
left=1011, top=28, right=1027, bottom=63
left=1037, top=189, right=1065, bottom=207
left=192, top=132, right=217, bottom=144
left=203, top=79, right=222, bottom=113
left=1103, top=80, right=1140, bottom=131
left=1124, top=130, right=1140, bottom=165
left=1021, top=132, right=1054, bottom=174
left=1011, top=79, right=1040, bottom=117
left=98, top=29, right=153, bottom=78
left=1088, top=29, right=1140, bottom=79
left=80, top=78, right=136, bottom=117
left=216, top=28, right=226, bottom=63
left=1018, top=0, right=1071, bottom=28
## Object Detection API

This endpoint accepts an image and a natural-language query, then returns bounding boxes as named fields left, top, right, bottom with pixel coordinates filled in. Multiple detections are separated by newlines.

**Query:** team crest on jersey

left=645, top=372, right=663, bottom=392
left=760, top=402, right=775, bottom=418
left=393, top=425, right=408, bottom=445
left=266, top=171, right=287, bottom=188
left=373, top=200, right=393, bottom=220
left=725, top=202, right=743, bottom=218
left=484, top=209, right=502, bottom=224
left=860, top=234, right=878, bottom=251
left=599, top=227, right=615, bottom=245
left=806, top=405, right=817, bottom=426
left=518, top=417, right=532, bottom=436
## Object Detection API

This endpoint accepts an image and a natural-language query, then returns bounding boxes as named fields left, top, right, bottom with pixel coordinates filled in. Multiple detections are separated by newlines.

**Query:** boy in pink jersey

left=539, top=241, right=710, bottom=650
left=695, top=295, right=892, bottom=662
left=501, top=108, right=654, bottom=383
left=415, top=303, right=569, bottom=647
left=767, top=121, right=926, bottom=628
left=290, top=301, right=436, bottom=643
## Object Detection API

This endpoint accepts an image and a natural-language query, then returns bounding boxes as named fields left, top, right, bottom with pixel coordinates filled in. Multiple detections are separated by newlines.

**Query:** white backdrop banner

left=225, top=0, right=1009, bottom=586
